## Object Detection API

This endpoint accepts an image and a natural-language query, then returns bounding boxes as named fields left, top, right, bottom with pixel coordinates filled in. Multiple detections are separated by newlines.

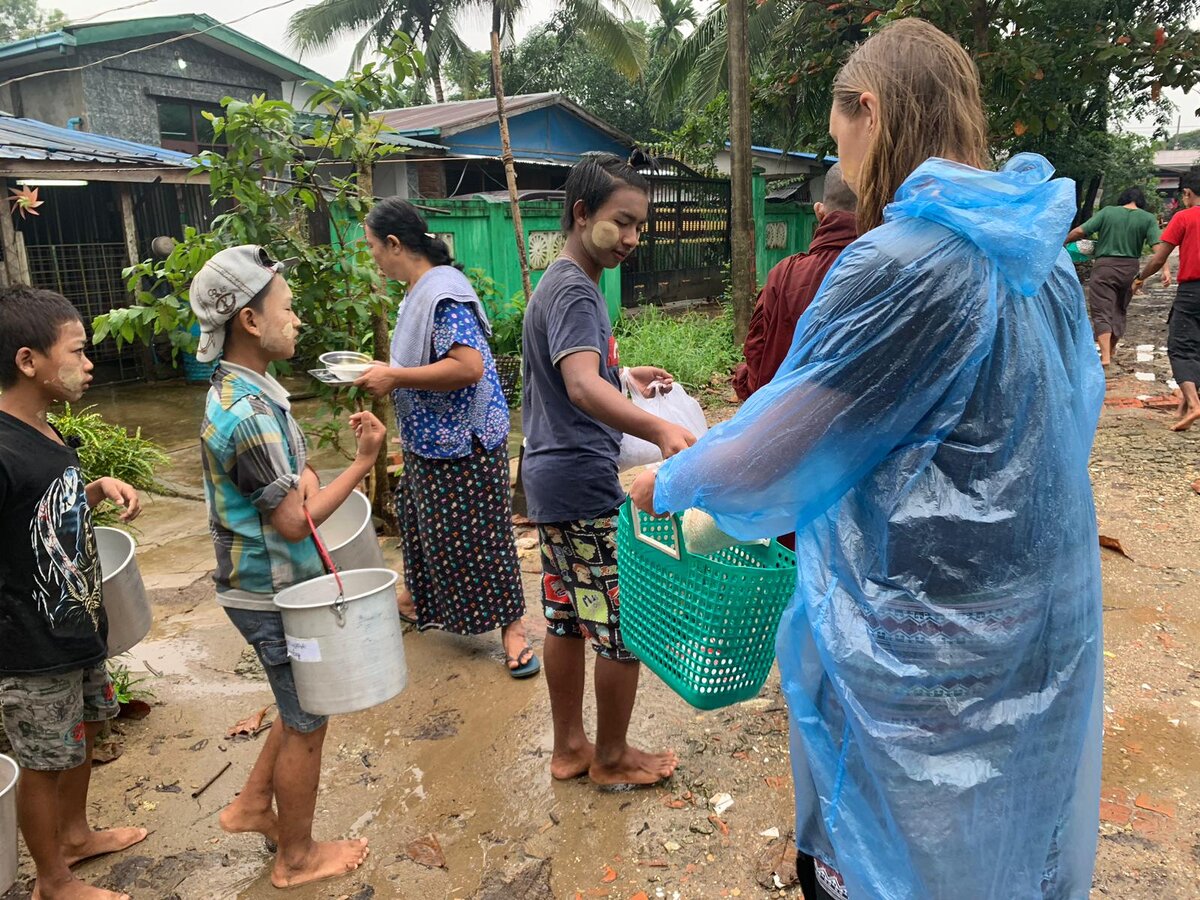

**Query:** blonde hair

left=833, top=19, right=989, bottom=233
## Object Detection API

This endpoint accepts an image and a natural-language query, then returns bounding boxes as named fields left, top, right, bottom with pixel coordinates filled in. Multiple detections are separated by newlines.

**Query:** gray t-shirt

left=521, top=258, right=625, bottom=522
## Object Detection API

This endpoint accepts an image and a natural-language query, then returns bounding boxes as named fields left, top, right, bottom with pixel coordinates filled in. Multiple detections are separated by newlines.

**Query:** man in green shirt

left=1066, top=186, right=1171, bottom=366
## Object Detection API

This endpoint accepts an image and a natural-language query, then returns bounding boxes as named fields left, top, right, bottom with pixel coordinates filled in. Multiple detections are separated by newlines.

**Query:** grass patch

left=615, top=304, right=741, bottom=389
left=48, top=404, right=169, bottom=526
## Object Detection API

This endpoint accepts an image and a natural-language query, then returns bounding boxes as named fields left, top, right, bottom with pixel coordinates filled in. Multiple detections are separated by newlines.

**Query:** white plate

left=308, top=368, right=359, bottom=386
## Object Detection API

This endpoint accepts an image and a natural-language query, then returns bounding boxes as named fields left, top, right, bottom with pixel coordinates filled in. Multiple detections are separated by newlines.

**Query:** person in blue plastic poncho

left=631, top=19, right=1104, bottom=900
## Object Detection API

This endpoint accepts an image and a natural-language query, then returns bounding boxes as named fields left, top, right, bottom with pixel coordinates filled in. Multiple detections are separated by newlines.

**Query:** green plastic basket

left=617, top=499, right=797, bottom=710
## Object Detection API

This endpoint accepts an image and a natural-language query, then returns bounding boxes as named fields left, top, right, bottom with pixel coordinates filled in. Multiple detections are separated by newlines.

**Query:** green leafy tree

left=0, top=0, right=66, bottom=43
left=1160, top=127, right=1200, bottom=149
left=502, top=17, right=682, bottom=141
left=288, top=0, right=470, bottom=102
left=649, top=0, right=698, bottom=57
left=655, top=0, right=1200, bottom=218
left=93, top=36, right=427, bottom=529
left=290, top=0, right=646, bottom=299
left=1098, top=132, right=1160, bottom=210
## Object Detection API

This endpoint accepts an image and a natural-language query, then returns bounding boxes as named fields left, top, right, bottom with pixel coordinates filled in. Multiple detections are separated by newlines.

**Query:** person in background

left=1134, top=171, right=1200, bottom=430
left=0, top=286, right=147, bottom=900
left=733, top=163, right=858, bottom=401
left=192, top=246, right=383, bottom=889
left=355, top=198, right=538, bottom=679
left=523, top=152, right=695, bottom=788
left=633, top=20, right=1103, bottom=900
left=1065, top=186, right=1170, bottom=366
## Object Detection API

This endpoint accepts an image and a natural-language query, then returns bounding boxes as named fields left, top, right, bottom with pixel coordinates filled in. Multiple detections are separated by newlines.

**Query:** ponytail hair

left=365, top=196, right=461, bottom=269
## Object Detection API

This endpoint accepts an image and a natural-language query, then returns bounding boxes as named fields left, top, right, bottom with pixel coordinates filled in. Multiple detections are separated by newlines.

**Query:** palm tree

left=651, top=0, right=780, bottom=113
left=649, top=0, right=698, bottom=58
left=288, top=0, right=471, bottom=103
left=291, top=0, right=646, bottom=299
left=479, top=0, right=647, bottom=298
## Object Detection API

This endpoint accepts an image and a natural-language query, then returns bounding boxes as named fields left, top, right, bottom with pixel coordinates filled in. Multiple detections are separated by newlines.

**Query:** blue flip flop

left=507, top=647, right=541, bottom=679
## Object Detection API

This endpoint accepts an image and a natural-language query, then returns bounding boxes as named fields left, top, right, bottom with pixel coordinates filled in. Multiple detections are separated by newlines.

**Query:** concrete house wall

left=0, top=68, right=85, bottom=130
left=76, top=38, right=282, bottom=146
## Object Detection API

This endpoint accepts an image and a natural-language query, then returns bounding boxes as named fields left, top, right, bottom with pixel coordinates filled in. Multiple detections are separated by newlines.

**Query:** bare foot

left=550, top=740, right=595, bottom=780
left=32, top=877, right=131, bottom=900
left=271, top=838, right=370, bottom=889
left=589, top=745, right=679, bottom=788
left=1171, top=409, right=1200, bottom=431
left=62, top=827, right=148, bottom=867
left=220, top=800, right=279, bottom=843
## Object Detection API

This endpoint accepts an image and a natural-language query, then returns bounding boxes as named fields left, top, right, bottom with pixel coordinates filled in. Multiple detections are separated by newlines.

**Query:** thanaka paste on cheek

left=51, top=364, right=85, bottom=396
left=591, top=220, right=621, bottom=251
left=261, top=321, right=297, bottom=354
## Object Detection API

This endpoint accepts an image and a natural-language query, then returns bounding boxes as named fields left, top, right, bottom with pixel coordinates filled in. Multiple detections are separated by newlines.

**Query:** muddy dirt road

left=4, top=285, right=1199, bottom=898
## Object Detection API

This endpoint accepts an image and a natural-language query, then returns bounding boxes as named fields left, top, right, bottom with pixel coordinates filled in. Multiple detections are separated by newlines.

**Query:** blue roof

left=727, top=142, right=838, bottom=165
left=0, top=115, right=194, bottom=166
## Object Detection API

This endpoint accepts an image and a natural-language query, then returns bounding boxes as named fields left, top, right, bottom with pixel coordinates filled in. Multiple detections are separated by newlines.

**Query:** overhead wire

left=0, top=0, right=356, bottom=90
left=67, top=1, right=162, bottom=27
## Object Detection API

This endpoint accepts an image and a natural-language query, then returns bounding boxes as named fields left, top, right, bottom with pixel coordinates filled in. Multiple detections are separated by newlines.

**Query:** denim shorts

left=223, top=607, right=327, bottom=734
left=0, top=663, right=118, bottom=771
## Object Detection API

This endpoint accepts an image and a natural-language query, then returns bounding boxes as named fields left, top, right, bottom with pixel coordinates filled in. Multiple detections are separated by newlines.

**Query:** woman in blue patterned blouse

left=355, top=197, right=539, bottom=679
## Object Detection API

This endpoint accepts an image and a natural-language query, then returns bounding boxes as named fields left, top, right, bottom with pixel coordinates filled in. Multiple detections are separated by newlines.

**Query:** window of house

left=157, top=99, right=226, bottom=155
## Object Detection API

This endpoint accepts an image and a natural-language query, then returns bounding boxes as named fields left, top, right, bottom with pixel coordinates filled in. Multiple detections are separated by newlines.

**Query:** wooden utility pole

left=490, top=3, right=533, bottom=301
left=727, top=0, right=756, bottom=344
left=0, top=178, right=30, bottom=285
left=360, top=161, right=398, bottom=534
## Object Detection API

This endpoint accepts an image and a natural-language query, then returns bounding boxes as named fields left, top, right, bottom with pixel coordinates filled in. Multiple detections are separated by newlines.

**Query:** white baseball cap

left=189, top=245, right=291, bottom=363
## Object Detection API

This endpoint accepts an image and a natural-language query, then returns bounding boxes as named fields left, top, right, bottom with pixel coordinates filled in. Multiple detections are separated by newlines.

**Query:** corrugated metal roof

left=373, top=93, right=634, bottom=147
left=0, top=115, right=194, bottom=166
left=375, top=93, right=561, bottom=135
left=293, top=112, right=446, bottom=152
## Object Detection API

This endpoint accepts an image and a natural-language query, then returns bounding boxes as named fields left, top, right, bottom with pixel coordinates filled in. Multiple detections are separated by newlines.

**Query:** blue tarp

left=655, top=154, right=1104, bottom=899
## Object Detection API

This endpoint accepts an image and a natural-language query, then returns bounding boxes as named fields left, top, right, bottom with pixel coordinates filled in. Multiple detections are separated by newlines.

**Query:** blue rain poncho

left=655, top=154, right=1104, bottom=899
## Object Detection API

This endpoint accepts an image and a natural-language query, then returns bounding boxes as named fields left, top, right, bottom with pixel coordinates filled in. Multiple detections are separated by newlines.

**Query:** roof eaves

left=66, top=14, right=330, bottom=85
left=0, top=30, right=74, bottom=64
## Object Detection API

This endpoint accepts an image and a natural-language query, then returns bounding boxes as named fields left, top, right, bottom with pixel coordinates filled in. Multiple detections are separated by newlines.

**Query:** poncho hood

left=886, top=153, right=1075, bottom=296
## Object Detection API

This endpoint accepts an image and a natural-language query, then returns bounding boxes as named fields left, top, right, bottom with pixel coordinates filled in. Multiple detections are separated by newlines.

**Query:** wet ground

left=4, top=285, right=1200, bottom=898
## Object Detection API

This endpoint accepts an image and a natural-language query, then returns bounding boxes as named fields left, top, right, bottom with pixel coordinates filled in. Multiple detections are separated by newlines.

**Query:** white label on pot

left=286, top=636, right=321, bottom=663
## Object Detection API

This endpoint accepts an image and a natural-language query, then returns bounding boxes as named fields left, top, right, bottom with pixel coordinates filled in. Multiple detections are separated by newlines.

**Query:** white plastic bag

left=617, top=368, right=709, bottom=471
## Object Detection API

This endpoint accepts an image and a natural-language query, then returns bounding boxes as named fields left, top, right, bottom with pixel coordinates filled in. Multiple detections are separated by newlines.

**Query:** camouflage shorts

left=0, top=664, right=117, bottom=771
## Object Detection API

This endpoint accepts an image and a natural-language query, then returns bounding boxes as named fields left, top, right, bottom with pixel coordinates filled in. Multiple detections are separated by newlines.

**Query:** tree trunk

left=430, top=59, right=446, bottom=104
left=1080, top=174, right=1103, bottom=224
left=359, top=162, right=398, bottom=534
left=490, top=5, right=534, bottom=301
left=726, top=0, right=755, bottom=344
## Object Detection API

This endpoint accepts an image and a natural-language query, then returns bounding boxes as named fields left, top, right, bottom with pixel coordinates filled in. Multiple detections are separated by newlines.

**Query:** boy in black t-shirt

left=0, top=287, right=146, bottom=900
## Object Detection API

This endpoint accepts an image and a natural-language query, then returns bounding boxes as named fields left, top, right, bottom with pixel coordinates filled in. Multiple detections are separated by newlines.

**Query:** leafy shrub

left=107, top=660, right=156, bottom=703
left=615, top=304, right=741, bottom=389
left=48, top=404, right=169, bottom=526
left=469, top=267, right=525, bottom=357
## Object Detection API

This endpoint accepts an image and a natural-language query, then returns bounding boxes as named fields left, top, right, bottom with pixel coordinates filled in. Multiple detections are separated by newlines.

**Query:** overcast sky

left=49, top=0, right=1200, bottom=139
left=51, top=0, right=560, bottom=77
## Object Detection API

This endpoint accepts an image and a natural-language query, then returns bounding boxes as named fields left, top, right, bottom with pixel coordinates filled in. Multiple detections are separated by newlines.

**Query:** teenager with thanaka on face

left=522, top=151, right=695, bottom=788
